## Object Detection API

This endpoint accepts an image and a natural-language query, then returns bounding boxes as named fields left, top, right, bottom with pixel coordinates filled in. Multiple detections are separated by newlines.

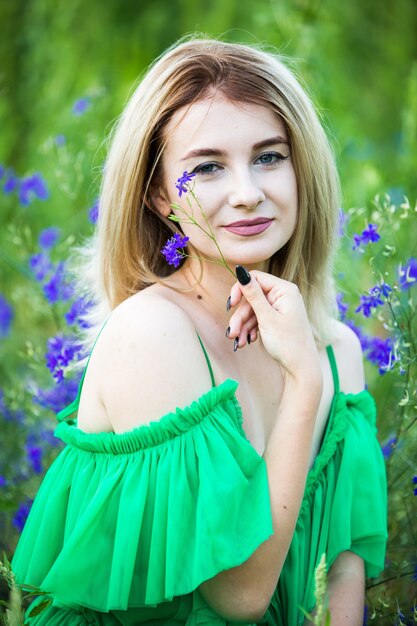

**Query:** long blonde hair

left=73, top=35, right=340, bottom=357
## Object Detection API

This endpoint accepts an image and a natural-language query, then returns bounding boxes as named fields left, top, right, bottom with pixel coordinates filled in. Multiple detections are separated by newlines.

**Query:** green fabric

left=12, top=345, right=387, bottom=626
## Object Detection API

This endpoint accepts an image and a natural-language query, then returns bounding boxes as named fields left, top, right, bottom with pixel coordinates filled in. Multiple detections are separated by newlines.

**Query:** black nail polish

left=225, top=327, right=231, bottom=337
left=233, top=338, right=239, bottom=352
left=247, top=333, right=251, bottom=345
left=226, top=296, right=231, bottom=311
left=236, top=265, right=251, bottom=285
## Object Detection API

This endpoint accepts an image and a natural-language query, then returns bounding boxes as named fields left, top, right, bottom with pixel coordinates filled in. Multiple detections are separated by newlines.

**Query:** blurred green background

left=1, top=0, right=417, bottom=622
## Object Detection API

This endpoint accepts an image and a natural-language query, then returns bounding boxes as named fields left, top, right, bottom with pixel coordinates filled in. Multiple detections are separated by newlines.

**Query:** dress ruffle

left=12, top=379, right=274, bottom=614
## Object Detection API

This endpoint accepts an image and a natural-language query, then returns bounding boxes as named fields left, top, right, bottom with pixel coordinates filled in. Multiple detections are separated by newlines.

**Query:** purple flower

left=175, top=171, right=196, bottom=197
left=29, top=252, right=54, bottom=282
left=55, top=135, right=66, bottom=146
left=33, top=375, right=81, bottom=414
left=355, top=284, right=390, bottom=318
left=12, top=499, right=33, bottom=532
left=0, top=389, right=24, bottom=422
left=336, top=292, right=349, bottom=321
left=88, top=199, right=99, bottom=224
left=43, top=262, right=74, bottom=303
left=399, top=258, right=417, bottom=290
left=65, top=297, right=93, bottom=328
left=39, top=227, right=60, bottom=249
left=26, top=444, right=43, bottom=474
left=0, top=165, right=4, bottom=179
left=0, top=476, right=7, bottom=487
left=365, top=336, right=396, bottom=374
left=0, top=295, right=13, bottom=338
left=19, top=173, right=49, bottom=206
left=45, top=334, right=85, bottom=382
left=4, top=173, right=18, bottom=193
left=161, top=233, right=190, bottom=268
left=73, top=97, right=91, bottom=115
left=352, top=223, right=381, bottom=250
left=381, top=437, right=396, bottom=459
left=413, top=476, right=417, bottom=496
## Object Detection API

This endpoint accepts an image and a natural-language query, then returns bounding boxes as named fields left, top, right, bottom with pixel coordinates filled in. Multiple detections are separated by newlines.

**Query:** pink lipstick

left=223, top=218, right=273, bottom=236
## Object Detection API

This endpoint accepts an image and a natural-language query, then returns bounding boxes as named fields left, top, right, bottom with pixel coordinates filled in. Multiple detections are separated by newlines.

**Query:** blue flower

left=55, top=135, right=66, bottom=146
left=413, top=476, right=417, bottom=496
left=88, top=199, right=99, bottom=224
left=365, top=336, right=396, bottom=374
left=381, top=437, right=396, bottom=459
left=336, top=292, right=349, bottom=321
left=175, top=171, right=196, bottom=197
left=399, top=258, right=417, bottom=290
left=161, top=233, right=190, bottom=268
left=73, top=97, right=91, bottom=115
left=45, top=334, right=85, bottom=382
left=355, top=284, right=391, bottom=318
left=0, top=295, right=13, bottom=338
left=0, top=389, right=24, bottom=422
left=29, top=252, right=54, bottom=282
left=4, top=172, right=18, bottom=193
left=352, top=223, right=380, bottom=250
left=26, top=444, right=43, bottom=474
left=0, top=476, right=7, bottom=487
left=19, top=173, right=49, bottom=206
left=12, top=499, right=33, bottom=532
left=65, top=297, right=93, bottom=328
left=33, top=375, right=81, bottom=414
left=43, top=262, right=74, bottom=303
left=38, top=227, right=60, bottom=249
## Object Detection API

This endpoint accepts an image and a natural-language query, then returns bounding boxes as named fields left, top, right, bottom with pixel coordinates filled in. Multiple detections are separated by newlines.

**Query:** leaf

left=2, top=552, right=11, bottom=571
left=168, top=215, right=181, bottom=222
left=27, top=598, right=52, bottom=617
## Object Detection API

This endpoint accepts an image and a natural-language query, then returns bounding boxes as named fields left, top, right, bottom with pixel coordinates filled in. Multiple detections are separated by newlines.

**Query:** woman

left=12, top=36, right=387, bottom=625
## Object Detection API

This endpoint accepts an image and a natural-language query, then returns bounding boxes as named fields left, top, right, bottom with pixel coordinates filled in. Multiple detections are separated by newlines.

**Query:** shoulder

left=93, top=291, right=213, bottom=432
left=328, top=320, right=365, bottom=394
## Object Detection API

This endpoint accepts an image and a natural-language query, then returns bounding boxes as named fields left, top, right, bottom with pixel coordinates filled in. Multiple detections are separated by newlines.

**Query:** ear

left=149, top=187, right=172, bottom=218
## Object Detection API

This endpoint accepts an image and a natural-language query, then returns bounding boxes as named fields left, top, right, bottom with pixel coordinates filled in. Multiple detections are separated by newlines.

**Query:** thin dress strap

left=56, top=313, right=113, bottom=423
left=326, top=345, right=340, bottom=394
left=196, top=333, right=216, bottom=388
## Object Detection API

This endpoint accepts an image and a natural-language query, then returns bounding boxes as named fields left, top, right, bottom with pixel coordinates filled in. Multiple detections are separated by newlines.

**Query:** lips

left=223, top=218, right=274, bottom=236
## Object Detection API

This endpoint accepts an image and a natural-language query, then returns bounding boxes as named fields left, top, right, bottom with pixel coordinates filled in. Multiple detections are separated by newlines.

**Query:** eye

left=192, top=162, right=222, bottom=176
left=255, top=151, right=289, bottom=166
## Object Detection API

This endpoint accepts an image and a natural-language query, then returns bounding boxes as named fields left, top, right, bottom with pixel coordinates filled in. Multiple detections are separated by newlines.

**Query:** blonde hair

left=73, top=35, right=340, bottom=357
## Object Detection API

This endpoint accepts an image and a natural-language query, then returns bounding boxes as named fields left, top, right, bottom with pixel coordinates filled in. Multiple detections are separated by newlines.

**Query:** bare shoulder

left=93, top=291, right=213, bottom=432
left=329, top=320, right=365, bottom=394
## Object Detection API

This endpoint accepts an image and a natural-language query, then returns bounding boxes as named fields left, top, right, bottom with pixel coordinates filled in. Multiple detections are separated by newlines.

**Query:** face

left=155, top=95, right=298, bottom=270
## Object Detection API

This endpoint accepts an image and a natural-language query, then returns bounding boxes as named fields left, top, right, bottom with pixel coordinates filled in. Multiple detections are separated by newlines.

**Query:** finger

left=227, top=301, right=255, bottom=337
left=236, top=315, right=258, bottom=348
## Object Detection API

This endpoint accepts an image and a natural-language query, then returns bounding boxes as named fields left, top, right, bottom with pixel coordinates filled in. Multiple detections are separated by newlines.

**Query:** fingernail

left=236, top=265, right=251, bottom=285
left=226, top=296, right=231, bottom=311
left=247, top=333, right=251, bottom=345
left=233, top=338, right=239, bottom=352
left=225, top=327, right=231, bottom=337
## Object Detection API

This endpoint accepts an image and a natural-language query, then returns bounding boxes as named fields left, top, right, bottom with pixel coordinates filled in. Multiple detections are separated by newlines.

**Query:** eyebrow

left=180, top=136, right=289, bottom=161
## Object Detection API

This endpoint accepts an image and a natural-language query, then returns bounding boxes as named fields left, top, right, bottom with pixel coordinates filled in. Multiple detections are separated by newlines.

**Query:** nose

left=227, top=172, right=265, bottom=210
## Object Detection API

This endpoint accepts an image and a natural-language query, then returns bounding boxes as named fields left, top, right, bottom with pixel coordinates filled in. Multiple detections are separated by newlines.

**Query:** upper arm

left=331, top=321, right=365, bottom=395
left=95, top=294, right=213, bottom=432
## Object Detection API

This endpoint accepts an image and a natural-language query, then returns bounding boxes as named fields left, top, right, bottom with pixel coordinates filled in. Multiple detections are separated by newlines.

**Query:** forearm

left=199, top=376, right=321, bottom=621
left=327, top=552, right=365, bottom=626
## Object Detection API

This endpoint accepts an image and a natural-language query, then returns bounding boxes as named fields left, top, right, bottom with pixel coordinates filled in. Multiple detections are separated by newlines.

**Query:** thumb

left=235, top=265, right=274, bottom=318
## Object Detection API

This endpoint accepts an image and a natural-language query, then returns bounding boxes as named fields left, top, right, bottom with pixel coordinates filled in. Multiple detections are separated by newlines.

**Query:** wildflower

left=0, top=295, right=13, bottom=338
left=26, top=444, right=43, bottom=474
left=4, top=172, right=18, bottom=193
left=381, top=437, right=397, bottom=459
left=399, top=258, right=417, bottom=290
left=0, top=164, right=4, bottom=179
left=33, top=375, right=81, bottom=414
left=29, top=252, right=54, bottom=282
left=336, top=292, right=349, bottom=321
left=413, top=476, right=417, bottom=496
left=0, top=476, right=7, bottom=487
left=45, top=334, right=85, bottom=382
left=65, top=297, right=92, bottom=328
left=0, top=389, right=24, bottom=422
left=352, top=223, right=380, bottom=250
left=365, top=336, right=396, bottom=374
left=19, top=173, right=49, bottom=206
left=355, top=284, right=390, bottom=318
left=55, top=135, right=66, bottom=146
left=38, top=227, right=60, bottom=249
left=12, top=499, right=33, bottom=532
left=73, top=97, right=91, bottom=115
left=175, top=171, right=196, bottom=197
left=88, top=199, right=99, bottom=224
left=43, top=261, right=74, bottom=303
left=161, top=233, right=190, bottom=268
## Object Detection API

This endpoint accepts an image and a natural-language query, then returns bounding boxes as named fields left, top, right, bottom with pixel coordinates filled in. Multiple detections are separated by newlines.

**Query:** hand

left=227, top=266, right=321, bottom=383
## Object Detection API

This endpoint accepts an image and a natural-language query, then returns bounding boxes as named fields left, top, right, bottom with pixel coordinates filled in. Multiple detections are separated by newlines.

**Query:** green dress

left=12, top=327, right=387, bottom=626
